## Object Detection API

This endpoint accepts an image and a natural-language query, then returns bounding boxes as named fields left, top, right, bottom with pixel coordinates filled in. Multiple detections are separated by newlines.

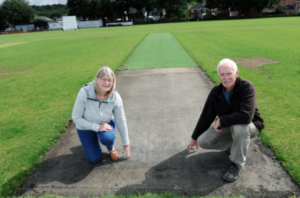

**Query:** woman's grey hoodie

left=72, top=82, right=129, bottom=146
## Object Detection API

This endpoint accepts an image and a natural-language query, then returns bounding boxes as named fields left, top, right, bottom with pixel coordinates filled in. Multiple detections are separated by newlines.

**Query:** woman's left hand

left=122, top=145, right=131, bottom=159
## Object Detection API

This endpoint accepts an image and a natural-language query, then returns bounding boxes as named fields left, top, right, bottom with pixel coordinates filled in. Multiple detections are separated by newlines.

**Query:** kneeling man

left=188, top=58, right=264, bottom=182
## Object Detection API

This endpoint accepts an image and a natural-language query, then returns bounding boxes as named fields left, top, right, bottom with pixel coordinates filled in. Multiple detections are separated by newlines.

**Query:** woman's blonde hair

left=93, top=66, right=116, bottom=96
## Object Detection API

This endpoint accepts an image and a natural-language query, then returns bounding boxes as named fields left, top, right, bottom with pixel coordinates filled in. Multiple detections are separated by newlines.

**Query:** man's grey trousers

left=197, top=122, right=260, bottom=170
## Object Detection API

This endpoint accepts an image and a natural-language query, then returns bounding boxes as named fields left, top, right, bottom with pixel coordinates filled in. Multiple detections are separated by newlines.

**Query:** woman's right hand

left=99, top=123, right=112, bottom=132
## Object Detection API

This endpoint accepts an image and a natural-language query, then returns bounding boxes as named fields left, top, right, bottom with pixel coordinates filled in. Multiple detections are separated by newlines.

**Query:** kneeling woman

left=72, top=67, right=130, bottom=163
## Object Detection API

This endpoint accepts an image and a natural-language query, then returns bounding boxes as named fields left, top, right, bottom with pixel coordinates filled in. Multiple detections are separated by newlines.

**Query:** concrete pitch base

left=17, top=67, right=300, bottom=198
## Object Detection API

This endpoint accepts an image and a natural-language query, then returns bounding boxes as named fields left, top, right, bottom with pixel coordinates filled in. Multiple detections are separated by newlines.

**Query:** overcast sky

left=0, top=0, right=67, bottom=5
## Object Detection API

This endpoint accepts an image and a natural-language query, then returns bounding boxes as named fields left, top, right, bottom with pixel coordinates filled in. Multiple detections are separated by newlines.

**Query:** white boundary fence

left=48, top=21, right=64, bottom=30
left=106, top=21, right=133, bottom=26
left=48, top=20, right=132, bottom=31
left=77, top=20, right=103, bottom=29
left=15, top=24, right=34, bottom=31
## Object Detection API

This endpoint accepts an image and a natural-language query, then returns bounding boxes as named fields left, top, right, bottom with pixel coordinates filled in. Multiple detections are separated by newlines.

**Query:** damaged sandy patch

left=0, top=42, right=28, bottom=49
left=232, top=57, right=278, bottom=72
left=0, top=67, right=8, bottom=76
left=0, top=66, right=32, bottom=76
left=93, top=36, right=111, bottom=39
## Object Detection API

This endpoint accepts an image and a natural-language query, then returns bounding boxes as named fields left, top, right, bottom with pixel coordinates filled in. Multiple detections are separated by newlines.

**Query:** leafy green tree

left=132, top=0, right=145, bottom=19
left=231, top=0, right=251, bottom=17
left=31, top=4, right=67, bottom=18
left=207, top=0, right=279, bottom=17
left=156, top=0, right=168, bottom=18
left=36, top=11, right=50, bottom=17
left=112, top=0, right=131, bottom=21
left=0, top=6, right=4, bottom=23
left=123, top=0, right=133, bottom=20
left=88, top=0, right=102, bottom=20
left=33, top=16, right=47, bottom=22
left=50, top=10, right=65, bottom=18
left=144, top=0, right=156, bottom=17
left=251, top=0, right=280, bottom=15
left=165, top=0, right=187, bottom=19
left=206, top=0, right=233, bottom=18
left=1, top=0, right=35, bottom=25
left=0, top=5, right=8, bottom=28
left=101, top=0, right=114, bottom=24
left=67, top=0, right=90, bottom=20
left=187, top=0, right=203, bottom=3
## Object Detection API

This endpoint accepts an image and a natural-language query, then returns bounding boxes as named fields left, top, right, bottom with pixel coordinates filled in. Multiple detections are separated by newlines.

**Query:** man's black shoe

left=223, top=162, right=242, bottom=182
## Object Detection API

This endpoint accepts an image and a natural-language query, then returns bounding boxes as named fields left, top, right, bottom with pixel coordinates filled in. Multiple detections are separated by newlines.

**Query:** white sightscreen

left=63, top=16, right=77, bottom=30
left=77, top=20, right=103, bottom=29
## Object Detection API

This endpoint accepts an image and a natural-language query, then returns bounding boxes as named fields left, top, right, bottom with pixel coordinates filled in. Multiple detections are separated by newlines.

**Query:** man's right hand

left=187, top=139, right=199, bottom=151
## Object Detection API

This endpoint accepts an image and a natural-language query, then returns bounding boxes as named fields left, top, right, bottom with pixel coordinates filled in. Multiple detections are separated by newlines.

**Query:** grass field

left=0, top=17, right=300, bottom=197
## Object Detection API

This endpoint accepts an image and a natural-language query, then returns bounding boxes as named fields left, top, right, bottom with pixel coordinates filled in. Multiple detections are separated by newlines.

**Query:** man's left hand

left=213, top=118, right=222, bottom=132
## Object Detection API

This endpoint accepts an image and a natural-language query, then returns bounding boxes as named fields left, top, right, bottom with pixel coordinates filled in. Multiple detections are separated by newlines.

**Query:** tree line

left=0, top=0, right=281, bottom=29
left=31, top=4, right=67, bottom=20
left=205, top=0, right=280, bottom=17
left=0, top=0, right=35, bottom=27
left=0, top=0, right=67, bottom=28
left=66, top=0, right=188, bottom=23
left=66, top=0, right=279, bottom=22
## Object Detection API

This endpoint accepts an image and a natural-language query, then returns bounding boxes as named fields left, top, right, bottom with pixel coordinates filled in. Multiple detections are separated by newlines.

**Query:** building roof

left=39, top=16, right=54, bottom=22
left=189, top=3, right=207, bottom=10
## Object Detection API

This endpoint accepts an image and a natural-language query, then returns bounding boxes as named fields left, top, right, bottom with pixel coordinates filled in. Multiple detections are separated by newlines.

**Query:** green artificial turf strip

left=1, top=17, right=300, bottom=197
left=123, top=32, right=197, bottom=69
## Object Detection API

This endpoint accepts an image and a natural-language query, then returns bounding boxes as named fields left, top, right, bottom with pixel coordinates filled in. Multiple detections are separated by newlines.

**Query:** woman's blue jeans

left=77, top=119, right=116, bottom=163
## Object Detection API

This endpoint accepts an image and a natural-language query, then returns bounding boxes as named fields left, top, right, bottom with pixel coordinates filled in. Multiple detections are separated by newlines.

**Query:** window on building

left=191, top=10, right=194, bottom=13
left=198, top=9, right=200, bottom=12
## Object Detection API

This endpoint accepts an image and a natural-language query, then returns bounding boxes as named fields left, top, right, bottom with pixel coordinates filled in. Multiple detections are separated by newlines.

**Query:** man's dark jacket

left=192, top=77, right=264, bottom=140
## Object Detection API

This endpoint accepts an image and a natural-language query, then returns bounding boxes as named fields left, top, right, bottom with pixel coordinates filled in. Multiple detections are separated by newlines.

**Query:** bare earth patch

left=0, top=67, right=9, bottom=76
left=0, top=66, right=32, bottom=76
left=93, top=36, right=111, bottom=39
left=232, top=57, right=278, bottom=72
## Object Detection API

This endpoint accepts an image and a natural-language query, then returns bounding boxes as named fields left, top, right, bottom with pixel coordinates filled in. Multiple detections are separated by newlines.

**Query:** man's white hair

left=217, top=58, right=238, bottom=75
